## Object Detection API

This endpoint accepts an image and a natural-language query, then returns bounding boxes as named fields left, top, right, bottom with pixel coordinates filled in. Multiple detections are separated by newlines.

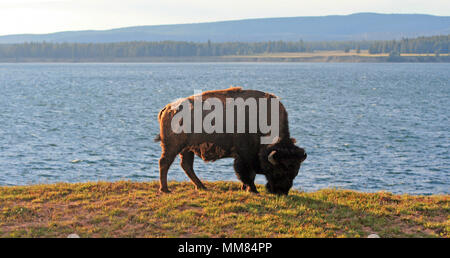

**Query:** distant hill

left=1, top=13, right=449, bottom=43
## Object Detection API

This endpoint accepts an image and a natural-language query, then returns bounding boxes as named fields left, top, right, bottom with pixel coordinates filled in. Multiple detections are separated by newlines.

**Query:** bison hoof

left=196, top=185, right=207, bottom=190
left=159, top=188, right=171, bottom=193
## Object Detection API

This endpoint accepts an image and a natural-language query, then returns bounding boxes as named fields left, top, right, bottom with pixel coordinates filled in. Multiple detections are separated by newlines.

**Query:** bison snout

left=265, top=181, right=292, bottom=195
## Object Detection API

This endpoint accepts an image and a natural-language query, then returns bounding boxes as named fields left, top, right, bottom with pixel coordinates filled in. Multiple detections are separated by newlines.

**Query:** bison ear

left=290, top=138, right=297, bottom=144
left=268, top=150, right=277, bottom=165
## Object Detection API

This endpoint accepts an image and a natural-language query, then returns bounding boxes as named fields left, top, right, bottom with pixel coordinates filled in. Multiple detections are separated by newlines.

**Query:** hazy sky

left=0, top=0, right=448, bottom=35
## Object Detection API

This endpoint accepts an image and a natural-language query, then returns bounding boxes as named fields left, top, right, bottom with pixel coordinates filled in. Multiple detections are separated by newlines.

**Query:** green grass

left=0, top=181, right=448, bottom=238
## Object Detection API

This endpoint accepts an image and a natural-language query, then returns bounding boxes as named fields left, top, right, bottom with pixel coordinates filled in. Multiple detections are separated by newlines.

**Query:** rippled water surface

left=0, top=63, right=448, bottom=194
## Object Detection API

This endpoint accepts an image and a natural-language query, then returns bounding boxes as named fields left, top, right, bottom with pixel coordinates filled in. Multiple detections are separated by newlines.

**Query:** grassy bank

left=0, top=181, right=448, bottom=238
left=1, top=51, right=449, bottom=63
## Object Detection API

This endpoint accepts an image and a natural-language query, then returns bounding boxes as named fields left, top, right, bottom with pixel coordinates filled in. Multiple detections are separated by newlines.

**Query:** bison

left=154, top=87, right=307, bottom=195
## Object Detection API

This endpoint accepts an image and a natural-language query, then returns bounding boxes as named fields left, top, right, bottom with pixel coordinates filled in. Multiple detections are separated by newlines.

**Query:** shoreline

left=1, top=181, right=448, bottom=238
left=1, top=54, right=449, bottom=63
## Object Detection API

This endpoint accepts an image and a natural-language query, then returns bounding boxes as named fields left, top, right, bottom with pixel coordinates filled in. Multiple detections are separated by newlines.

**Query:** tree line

left=0, top=40, right=309, bottom=58
left=368, top=35, right=449, bottom=54
left=0, top=35, right=448, bottom=59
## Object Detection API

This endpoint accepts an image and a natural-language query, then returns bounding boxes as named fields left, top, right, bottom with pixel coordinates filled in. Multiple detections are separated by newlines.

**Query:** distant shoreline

left=1, top=54, right=449, bottom=63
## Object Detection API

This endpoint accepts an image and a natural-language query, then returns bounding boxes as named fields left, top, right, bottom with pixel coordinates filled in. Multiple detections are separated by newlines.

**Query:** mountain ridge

left=1, top=13, right=449, bottom=43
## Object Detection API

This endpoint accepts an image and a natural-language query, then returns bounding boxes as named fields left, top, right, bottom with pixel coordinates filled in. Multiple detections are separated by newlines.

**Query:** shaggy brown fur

left=155, top=87, right=307, bottom=195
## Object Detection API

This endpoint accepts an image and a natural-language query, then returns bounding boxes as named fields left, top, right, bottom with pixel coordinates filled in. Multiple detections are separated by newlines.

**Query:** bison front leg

left=233, top=157, right=258, bottom=194
left=180, top=150, right=206, bottom=190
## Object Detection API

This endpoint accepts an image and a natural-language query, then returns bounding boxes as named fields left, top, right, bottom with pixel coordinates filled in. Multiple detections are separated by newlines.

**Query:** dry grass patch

left=0, top=181, right=448, bottom=238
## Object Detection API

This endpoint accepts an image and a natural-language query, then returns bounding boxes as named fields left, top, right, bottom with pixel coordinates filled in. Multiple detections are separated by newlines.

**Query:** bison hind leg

left=180, top=150, right=206, bottom=190
left=158, top=151, right=177, bottom=193
left=159, top=144, right=185, bottom=193
left=233, top=157, right=258, bottom=194
left=159, top=154, right=175, bottom=193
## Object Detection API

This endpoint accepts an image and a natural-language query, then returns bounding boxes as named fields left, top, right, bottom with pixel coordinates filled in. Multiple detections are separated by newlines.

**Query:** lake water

left=0, top=63, right=448, bottom=195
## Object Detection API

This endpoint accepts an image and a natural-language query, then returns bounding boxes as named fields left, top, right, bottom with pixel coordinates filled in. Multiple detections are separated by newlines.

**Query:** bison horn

left=268, top=150, right=277, bottom=165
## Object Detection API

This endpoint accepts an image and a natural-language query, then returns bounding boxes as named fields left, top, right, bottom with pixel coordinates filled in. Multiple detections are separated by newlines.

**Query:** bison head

left=260, top=139, right=307, bottom=195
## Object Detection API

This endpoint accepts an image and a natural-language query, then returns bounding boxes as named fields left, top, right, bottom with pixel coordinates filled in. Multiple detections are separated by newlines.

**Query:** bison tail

left=154, top=106, right=167, bottom=142
left=157, top=106, right=167, bottom=121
